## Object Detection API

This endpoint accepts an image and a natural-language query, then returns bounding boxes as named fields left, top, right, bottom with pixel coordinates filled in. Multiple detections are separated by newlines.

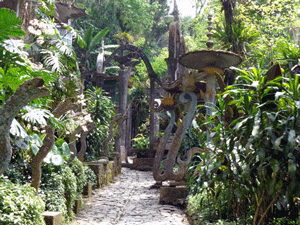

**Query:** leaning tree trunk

left=31, top=98, right=77, bottom=192
left=68, top=120, right=95, bottom=163
left=0, top=78, right=50, bottom=175
left=76, top=122, right=96, bottom=162
left=103, top=113, right=127, bottom=157
left=68, top=126, right=83, bottom=163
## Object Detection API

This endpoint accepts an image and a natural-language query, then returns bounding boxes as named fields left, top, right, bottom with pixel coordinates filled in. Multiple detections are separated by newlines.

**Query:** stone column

left=149, top=78, right=157, bottom=150
left=125, top=104, right=132, bottom=158
left=115, top=66, right=132, bottom=163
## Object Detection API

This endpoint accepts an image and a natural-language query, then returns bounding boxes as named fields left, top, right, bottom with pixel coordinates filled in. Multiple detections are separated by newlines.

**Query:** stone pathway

left=71, top=167, right=189, bottom=225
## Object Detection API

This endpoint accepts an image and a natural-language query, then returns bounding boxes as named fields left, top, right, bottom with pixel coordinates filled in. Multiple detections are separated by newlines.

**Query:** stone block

left=111, top=152, right=121, bottom=175
left=159, top=186, right=188, bottom=206
left=83, top=161, right=106, bottom=187
left=120, top=145, right=127, bottom=163
left=42, top=211, right=62, bottom=225
left=73, top=199, right=82, bottom=214
left=106, top=161, right=115, bottom=183
left=132, top=158, right=154, bottom=171
left=83, top=182, right=92, bottom=198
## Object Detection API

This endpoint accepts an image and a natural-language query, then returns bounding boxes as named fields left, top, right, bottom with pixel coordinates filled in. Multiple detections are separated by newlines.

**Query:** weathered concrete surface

left=71, top=168, right=189, bottom=225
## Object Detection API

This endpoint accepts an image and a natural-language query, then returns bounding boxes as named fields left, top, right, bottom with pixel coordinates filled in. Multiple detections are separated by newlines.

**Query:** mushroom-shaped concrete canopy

left=179, top=49, right=242, bottom=71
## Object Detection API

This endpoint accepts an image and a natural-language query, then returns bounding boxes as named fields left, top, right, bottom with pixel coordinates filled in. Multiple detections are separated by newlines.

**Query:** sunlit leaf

left=31, top=144, right=39, bottom=155
left=10, top=118, right=28, bottom=138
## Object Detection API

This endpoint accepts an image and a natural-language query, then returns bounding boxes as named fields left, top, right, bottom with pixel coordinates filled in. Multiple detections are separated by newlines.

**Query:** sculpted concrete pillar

left=115, top=66, right=132, bottom=162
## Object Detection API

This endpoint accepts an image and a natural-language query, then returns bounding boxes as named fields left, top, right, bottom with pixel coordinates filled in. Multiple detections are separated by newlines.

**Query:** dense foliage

left=69, top=157, right=87, bottom=195
left=0, top=177, right=45, bottom=225
left=85, top=87, right=115, bottom=160
left=2, top=0, right=300, bottom=224
left=188, top=61, right=300, bottom=224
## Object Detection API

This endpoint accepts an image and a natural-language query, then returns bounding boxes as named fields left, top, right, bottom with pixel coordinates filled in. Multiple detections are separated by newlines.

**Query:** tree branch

left=0, top=78, right=50, bottom=174
left=31, top=98, right=78, bottom=192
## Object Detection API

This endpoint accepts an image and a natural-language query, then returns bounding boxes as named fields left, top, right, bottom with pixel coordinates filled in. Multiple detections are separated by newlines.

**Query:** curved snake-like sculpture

left=153, top=91, right=202, bottom=182
left=103, top=44, right=162, bottom=86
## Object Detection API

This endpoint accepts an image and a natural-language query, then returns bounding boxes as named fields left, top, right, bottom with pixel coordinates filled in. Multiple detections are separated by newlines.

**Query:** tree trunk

left=0, top=78, right=50, bottom=175
left=77, top=122, right=96, bottom=162
left=68, top=126, right=82, bottom=163
left=31, top=98, right=77, bottom=192
left=221, top=0, right=238, bottom=53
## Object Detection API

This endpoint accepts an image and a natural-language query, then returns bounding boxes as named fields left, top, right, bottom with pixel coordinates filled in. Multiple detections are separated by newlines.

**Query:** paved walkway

left=71, top=167, right=189, bottom=225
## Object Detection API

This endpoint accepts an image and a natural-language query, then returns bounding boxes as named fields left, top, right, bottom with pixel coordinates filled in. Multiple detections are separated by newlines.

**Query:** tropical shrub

left=3, top=160, right=31, bottom=184
left=188, top=60, right=300, bottom=224
left=85, top=87, right=115, bottom=160
left=84, top=166, right=97, bottom=188
left=132, top=134, right=150, bottom=150
left=0, top=176, right=45, bottom=225
left=69, top=157, right=87, bottom=196
left=40, top=164, right=68, bottom=223
left=61, top=165, right=77, bottom=219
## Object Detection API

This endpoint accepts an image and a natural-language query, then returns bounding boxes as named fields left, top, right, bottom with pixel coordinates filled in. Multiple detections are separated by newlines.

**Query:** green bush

left=132, top=134, right=149, bottom=149
left=40, top=169, right=68, bottom=223
left=85, top=87, right=115, bottom=160
left=61, top=165, right=77, bottom=219
left=3, top=162, right=28, bottom=184
left=69, top=157, right=87, bottom=196
left=84, top=166, right=97, bottom=188
left=0, top=176, right=45, bottom=225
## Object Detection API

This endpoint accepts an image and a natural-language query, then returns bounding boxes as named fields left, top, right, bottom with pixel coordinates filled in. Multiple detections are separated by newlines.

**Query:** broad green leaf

left=61, top=142, right=70, bottom=158
left=30, top=134, right=43, bottom=147
left=288, top=130, right=296, bottom=147
left=274, top=135, right=284, bottom=151
left=44, top=151, right=54, bottom=163
left=14, top=139, right=28, bottom=149
left=31, top=144, right=39, bottom=155
left=50, top=145, right=59, bottom=155
left=288, top=159, right=297, bottom=173
left=251, top=112, right=261, bottom=138
left=22, top=106, right=52, bottom=126
left=89, top=27, right=109, bottom=52
left=10, top=118, right=28, bottom=138
left=83, top=27, right=93, bottom=49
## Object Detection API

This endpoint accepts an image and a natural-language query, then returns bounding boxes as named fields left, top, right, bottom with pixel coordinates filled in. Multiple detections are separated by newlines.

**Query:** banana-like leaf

left=88, top=27, right=109, bottom=53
